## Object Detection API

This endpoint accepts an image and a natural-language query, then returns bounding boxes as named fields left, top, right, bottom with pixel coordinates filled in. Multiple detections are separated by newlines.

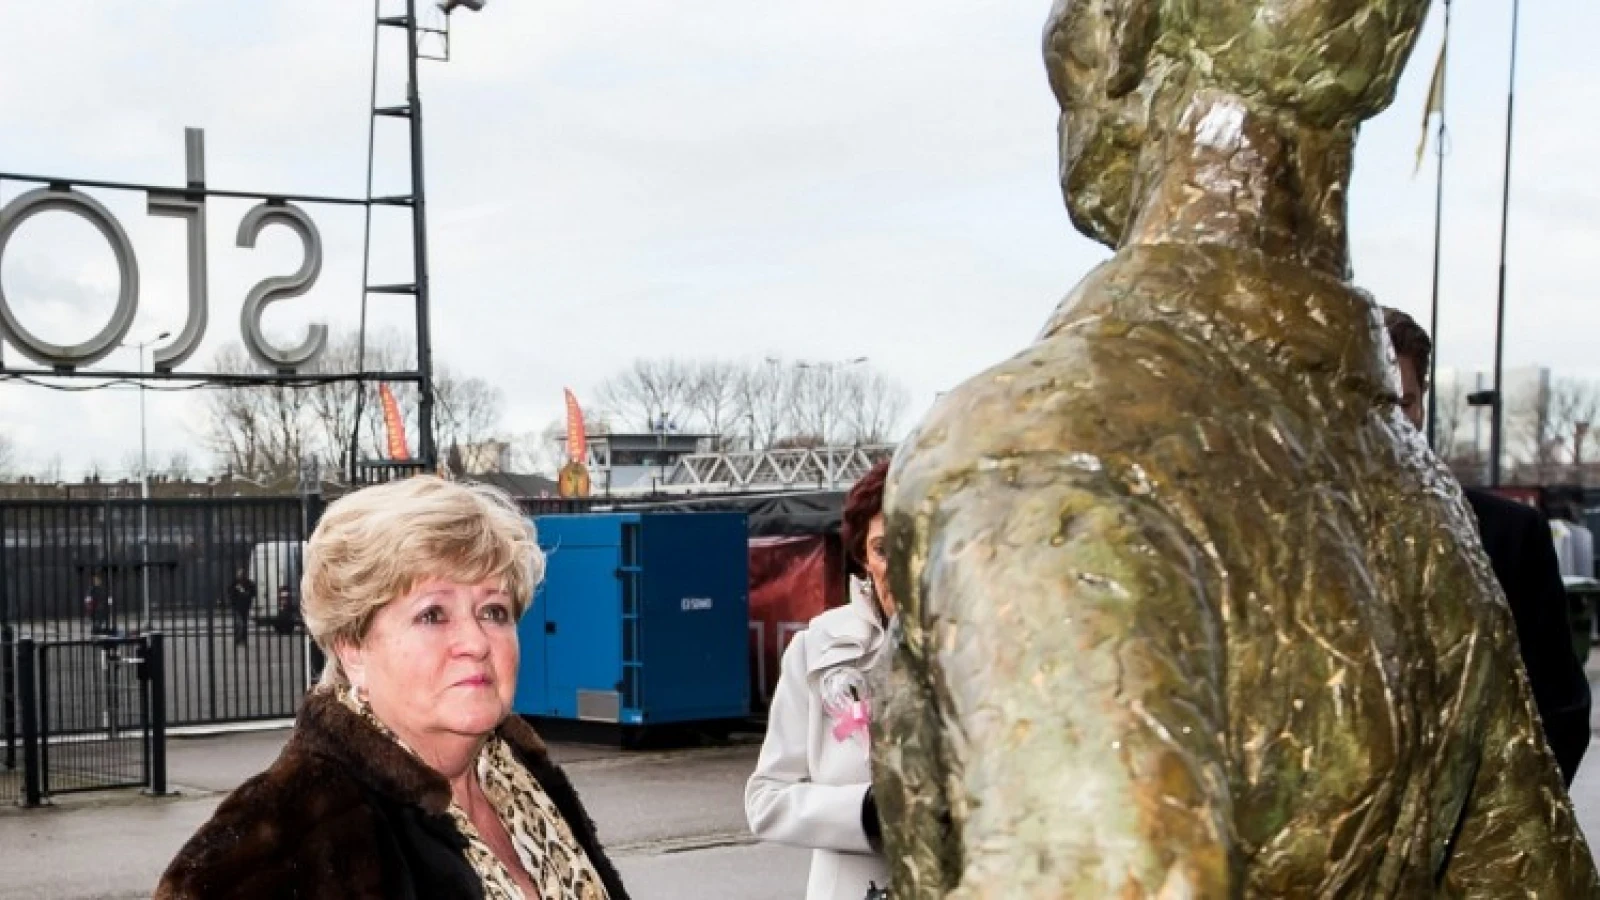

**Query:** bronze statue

left=872, top=0, right=1600, bottom=895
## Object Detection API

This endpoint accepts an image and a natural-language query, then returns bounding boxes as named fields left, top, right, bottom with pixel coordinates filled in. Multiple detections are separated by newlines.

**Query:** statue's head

left=1045, top=0, right=1432, bottom=247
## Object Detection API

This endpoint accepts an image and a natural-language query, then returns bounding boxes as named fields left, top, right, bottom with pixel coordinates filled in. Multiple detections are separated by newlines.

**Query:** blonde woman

left=157, top=476, right=628, bottom=900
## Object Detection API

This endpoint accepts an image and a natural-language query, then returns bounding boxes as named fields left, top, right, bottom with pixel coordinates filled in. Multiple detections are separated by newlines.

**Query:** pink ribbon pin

left=832, top=699, right=871, bottom=742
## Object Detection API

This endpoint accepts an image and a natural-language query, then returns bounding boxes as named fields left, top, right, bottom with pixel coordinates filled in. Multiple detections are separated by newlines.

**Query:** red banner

left=379, top=384, right=411, bottom=461
left=747, top=535, right=845, bottom=709
left=564, top=388, right=587, bottom=464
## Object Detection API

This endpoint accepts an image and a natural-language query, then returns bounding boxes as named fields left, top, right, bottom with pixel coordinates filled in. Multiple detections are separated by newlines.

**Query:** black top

left=228, top=578, right=257, bottom=613
left=1464, top=488, right=1592, bottom=785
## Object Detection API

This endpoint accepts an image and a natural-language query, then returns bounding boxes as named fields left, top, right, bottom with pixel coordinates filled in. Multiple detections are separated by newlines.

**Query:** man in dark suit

left=1386, top=308, right=1591, bottom=784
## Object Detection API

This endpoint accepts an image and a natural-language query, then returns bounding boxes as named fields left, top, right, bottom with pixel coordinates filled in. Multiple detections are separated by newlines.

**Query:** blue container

left=514, top=512, right=750, bottom=726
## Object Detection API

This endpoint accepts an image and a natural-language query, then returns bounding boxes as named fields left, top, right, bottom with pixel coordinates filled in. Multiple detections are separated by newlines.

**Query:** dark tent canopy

left=619, top=491, right=846, bottom=537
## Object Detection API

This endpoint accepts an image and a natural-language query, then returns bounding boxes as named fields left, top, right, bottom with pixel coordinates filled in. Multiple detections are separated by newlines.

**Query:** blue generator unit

left=514, top=512, right=750, bottom=728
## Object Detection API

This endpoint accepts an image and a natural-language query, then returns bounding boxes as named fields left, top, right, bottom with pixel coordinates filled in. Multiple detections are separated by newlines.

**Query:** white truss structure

left=666, top=445, right=894, bottom=493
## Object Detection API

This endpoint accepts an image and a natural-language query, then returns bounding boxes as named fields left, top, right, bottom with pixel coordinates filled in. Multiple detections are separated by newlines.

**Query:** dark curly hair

left=1382, top=306, right=1432, bottom=394
left=841, top=459, right=890, bottom=577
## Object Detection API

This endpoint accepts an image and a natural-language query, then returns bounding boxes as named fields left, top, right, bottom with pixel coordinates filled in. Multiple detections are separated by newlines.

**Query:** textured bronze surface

left=872, top=0, right=1600, bottom=896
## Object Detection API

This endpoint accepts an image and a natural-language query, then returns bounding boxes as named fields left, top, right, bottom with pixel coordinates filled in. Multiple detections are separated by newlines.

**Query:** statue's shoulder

left=891, top=330, right=1204, bottom=505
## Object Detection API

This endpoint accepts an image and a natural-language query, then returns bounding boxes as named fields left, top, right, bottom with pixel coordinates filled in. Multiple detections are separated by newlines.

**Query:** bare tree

left=435, top=368, right=505, bottom=460
left=121, top=451, right=147, bottom=479
left=592, top=355, right=913, bottom=450
left=1432, top=377, right=1470, bottom=466
left=787, top=362, right=893, bottom=446
left=196, top=327, right=513, bottom=478
left=840, top=370, right=910, bottom=445
left=598, top=359, right=695, bottom=432
left=305, top=330, right=413, bottom=471
left=0, top=434, right=16, bottom=479
left=1548, top=377, right=1600, bottom=482
left=118, top=449, right=193, bottom=481
left=1506, top=374, right=1558, bottom=486
left=165, top=450, right=194, bottom=481
left=199, top=343, right=314, bottom=481
left=508, top=422, right=566, bottom=476
left=787, top=364, right=840, bottom=445
left=732, top=359, right=792, bottom=450
left=685, top=361, right=741, bottom=444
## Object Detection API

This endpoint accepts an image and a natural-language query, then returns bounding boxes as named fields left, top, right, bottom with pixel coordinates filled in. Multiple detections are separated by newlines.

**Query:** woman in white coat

left=746, top=461, right=895, bottom=900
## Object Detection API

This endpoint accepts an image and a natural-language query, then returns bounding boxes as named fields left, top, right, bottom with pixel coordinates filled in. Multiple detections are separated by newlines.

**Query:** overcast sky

left=0, top=0, right=1595, bottom=477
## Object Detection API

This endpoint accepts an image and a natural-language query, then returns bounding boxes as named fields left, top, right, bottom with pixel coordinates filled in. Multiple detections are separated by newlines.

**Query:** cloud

left=2, top=0, right=1597, bottom=477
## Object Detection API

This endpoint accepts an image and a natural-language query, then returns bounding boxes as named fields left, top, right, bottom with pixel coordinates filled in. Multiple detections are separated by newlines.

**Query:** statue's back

left=876, top=241, right=1600, bottom=895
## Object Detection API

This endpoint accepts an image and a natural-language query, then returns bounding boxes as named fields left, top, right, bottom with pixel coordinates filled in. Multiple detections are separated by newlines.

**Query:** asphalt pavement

left=0, top=728, right=807, bottom=900
left=8, top=679, right=1600, bottom=900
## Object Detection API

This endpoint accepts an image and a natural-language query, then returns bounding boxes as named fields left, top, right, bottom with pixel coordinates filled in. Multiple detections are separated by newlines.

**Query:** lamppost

left=1487, top=0, right=1523, bottom=488
left=794, top=357, right=869, bottom=487
left=125, top=330, right=169, bottom=630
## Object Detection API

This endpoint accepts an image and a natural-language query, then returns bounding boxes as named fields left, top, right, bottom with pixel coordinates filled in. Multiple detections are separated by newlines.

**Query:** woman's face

left=339, top=578, right=520, bottom=746
left=864, top=514, right=895, bottom=618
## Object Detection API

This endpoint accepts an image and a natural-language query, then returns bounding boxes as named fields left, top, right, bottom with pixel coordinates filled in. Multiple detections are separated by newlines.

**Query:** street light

left=126, top=331, right=172, bottom=482
left=790, top=358, right=870, bottom=488
left=123, top=330, right=169, bottom=630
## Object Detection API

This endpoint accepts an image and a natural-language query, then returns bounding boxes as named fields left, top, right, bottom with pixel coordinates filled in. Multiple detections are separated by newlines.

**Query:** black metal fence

left=2, top=630, right=17, bottom=805
left=3, top=634, right=167, bottom=806
left=0, top=496, right=322, bottom=729
left=0, top=491, right=604, bottom=737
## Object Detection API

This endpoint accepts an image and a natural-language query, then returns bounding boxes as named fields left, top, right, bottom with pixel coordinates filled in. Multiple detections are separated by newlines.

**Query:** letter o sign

left=0, top=187, right=139, bottom=368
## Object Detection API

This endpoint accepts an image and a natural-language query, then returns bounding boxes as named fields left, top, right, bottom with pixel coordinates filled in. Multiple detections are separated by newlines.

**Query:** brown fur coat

left=155, top=691, right=630, bottom=900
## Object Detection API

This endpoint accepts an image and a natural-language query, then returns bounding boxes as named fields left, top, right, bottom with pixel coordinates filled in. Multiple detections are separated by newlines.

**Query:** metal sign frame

left=0, top=0, right=450, bottom=470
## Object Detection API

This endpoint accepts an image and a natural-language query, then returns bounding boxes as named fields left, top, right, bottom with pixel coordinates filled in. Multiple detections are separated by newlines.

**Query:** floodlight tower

left=352, top=0, right=485, bottom=479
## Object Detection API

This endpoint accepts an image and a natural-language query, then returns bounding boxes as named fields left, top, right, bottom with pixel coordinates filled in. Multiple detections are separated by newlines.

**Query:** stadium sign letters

left=0, top=128, right=328, bottom=373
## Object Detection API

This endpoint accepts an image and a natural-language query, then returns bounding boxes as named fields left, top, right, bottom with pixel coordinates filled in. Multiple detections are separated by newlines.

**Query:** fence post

left=36, top=641, right=50, bottom=797
left=204, top=503, right=218, bottom=722
left=17, top=638, right=40, bottom=807
left=3, top=624, right=13, bottom=772
left=146, top=632, right=167, bottom=796
left=1, top=501, right=11, bottom=771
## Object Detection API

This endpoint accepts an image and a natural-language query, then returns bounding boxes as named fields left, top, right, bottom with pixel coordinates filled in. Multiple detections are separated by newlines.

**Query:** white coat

left=746, top=579, right=891, bottom=900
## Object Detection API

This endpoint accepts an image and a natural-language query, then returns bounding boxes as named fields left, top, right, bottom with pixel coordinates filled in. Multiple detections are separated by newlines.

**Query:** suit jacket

left=155, top=691, right=630, bottom=900
left=1465, top=488, right=1592, bottom=785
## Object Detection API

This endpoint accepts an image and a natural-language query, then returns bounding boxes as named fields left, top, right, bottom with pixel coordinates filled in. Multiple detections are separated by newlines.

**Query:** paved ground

left=10, top=665, right=1600, bottom=899
left=0, top=727, right=807, bottom=900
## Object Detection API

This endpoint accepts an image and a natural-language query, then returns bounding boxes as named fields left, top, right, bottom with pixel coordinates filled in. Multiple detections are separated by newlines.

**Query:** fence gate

left=5, top=634, right=167, bottom=806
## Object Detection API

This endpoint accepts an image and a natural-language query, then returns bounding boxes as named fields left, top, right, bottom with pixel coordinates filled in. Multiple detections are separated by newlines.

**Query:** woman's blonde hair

left=302, top=475, right=544, bottom=688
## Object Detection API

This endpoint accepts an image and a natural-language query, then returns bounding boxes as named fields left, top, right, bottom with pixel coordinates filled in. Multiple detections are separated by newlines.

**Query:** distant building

left=561, top=432, right=717, bottom=495
left=460, top=471, right=561, bottom=500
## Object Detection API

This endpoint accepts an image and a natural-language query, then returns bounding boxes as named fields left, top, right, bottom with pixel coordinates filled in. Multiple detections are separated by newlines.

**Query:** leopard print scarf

left=338, top=688, right=609, bottom=900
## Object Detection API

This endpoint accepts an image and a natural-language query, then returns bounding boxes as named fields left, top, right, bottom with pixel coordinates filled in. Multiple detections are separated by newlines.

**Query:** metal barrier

left=1, top=628, right=17, bottom=805
left=0, top=492, right=594, bottom=736
left=1, top=497, right=320, bottom=729
left=6, top=634, right=166, bottom=806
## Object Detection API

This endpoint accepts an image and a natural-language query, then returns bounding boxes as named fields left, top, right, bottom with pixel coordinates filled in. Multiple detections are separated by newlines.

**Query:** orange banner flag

left=564, top=389, right=587, bottom=463
left=379, top=384, right=411, bottom=461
